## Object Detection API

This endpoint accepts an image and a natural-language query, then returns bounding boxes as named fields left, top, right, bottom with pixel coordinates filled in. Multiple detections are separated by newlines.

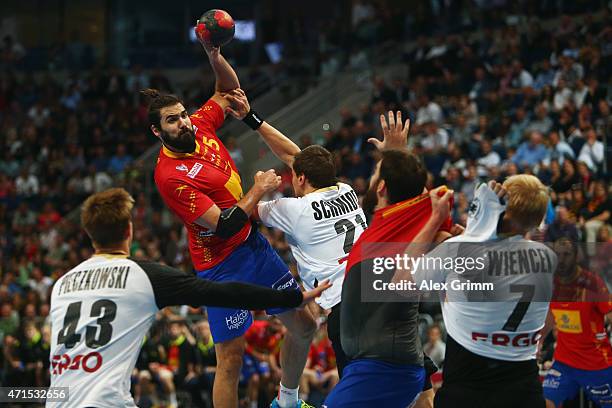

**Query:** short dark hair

left=140, top=88, right=183, bottom=129
left=292, top=145, right=337, bottom=189
left=81, top=188, right=134, bottom=247
left=379, top=150, right=426, bottom=204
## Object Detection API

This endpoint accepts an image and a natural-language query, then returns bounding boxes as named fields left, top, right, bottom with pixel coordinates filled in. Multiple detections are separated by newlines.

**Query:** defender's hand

left=369, top=110, right=410, bottom=151
left=450, top=224, right=465, bottom=236
left=300, top=280, right=332, bottom=307
left=430, top=187, right=453, bottom=225
left=254, top=169, right=281, bottom=192
left=223, top=88, right=250, bottom=120
left=488, top=180, right=508, bottom=204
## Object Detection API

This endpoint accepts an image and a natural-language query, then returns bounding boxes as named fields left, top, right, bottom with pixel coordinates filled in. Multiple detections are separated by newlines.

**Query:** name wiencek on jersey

left=487, top=248, right=554, bottom=276
left=57, top=266, right=131, bottom=295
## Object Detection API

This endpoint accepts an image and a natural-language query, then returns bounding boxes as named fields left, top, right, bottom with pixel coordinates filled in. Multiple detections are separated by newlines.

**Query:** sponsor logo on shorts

left=176, top=164, right=188, bottom=172
left=272, top=273, right=298, bottom=292
left=588, top=384, right=611, bottom=396
left=187, top=163, right=203, bottom=179
left=226, top=309, right=250, bottom=330
left=277, top=278, right=296, bottom=291
left=543, top=378, right=560, bottom=389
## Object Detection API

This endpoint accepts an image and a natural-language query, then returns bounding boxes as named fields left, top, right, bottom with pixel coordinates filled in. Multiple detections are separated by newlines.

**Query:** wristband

left=242, top=109, right=264, bottom=130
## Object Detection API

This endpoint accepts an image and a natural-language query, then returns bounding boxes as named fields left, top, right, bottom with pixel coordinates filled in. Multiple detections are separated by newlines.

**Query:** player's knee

left=217, top=353, right=243, bottom=376
left=250, top=373, right=260, bottom=387
left=413, top=389, right=434, bottom=408
left=157, top=368, right=173, bottom=382
left=301, top=313, right=318, bottom=339
left=291, top=310, right=317, bottom=340
left=545, top=399, right=556, bottom=408
left=139, top=370, right=152, bottom=382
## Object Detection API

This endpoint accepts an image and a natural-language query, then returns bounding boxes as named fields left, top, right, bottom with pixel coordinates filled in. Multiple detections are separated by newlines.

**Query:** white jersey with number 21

left=258, top=182, right=367, bottom=309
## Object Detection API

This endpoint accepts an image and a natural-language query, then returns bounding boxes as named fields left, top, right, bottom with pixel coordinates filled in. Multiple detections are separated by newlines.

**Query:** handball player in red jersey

left=324, top=111, right=454, bottom=408
left=541, top=237, right=612, bottom=407
left=144, top=40, right=318, bottom=408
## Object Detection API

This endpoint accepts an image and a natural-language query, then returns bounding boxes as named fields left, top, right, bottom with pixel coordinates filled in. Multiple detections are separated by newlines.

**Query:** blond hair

left=81, top=188, right=134, bottom=247
left=502, top=175, right=549, bottom=231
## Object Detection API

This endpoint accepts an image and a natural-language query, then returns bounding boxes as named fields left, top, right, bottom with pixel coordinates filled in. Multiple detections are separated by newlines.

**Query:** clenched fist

left=254, top=169, right=282, bottom=193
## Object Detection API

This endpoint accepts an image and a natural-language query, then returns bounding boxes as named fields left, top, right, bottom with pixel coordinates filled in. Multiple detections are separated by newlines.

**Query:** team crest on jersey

left=468, top=197, right=481, bottom=219
left=187, top=163, right=203, bottom=179
left=176, top=164, right=188, bottom=172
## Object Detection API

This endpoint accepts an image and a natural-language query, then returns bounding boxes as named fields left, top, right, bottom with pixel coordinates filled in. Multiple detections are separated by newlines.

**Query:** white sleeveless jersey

left=258, top=183, right=367, bottom=309
left=48, top=255, right=303, bottom=408
left=414, top=183, right=556, bottom=361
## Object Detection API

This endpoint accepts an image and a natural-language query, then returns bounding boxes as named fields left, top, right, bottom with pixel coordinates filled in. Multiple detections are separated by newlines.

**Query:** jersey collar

left=380, top=191, right=429, bottom=219
left=312, top=184, right=339, bottom=194
left=93, top=253, right=129, bottom=259
left=162, top=141, right=202, bottom=159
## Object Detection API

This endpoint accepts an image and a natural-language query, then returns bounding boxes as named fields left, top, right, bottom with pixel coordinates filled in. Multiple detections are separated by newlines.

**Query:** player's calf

left=275, top=307, right=317, bottom=407
left=214, top=335, right=246, bottom=408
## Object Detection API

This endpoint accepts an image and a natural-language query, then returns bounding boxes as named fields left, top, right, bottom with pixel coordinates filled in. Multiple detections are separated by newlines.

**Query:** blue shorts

left=543, top=361, right=612, bottom=407
left=240, top=354, right=271, bottom=384
left=323, top=359, right=425, bottom=408
left=197, top=230, right=299, bottom=343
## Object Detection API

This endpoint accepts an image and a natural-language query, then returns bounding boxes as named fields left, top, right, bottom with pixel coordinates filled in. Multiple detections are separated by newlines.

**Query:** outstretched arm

left=224, top=89, right=300, bottom=166
left=204, top=46, right=240, bottom=93
left=200, top=44, right=239, bottom=111
left=138, top=259, right=332, bottom=310
left=257, top=122, right=300, bottom=167
left=369, top=110, right=411, bottom=151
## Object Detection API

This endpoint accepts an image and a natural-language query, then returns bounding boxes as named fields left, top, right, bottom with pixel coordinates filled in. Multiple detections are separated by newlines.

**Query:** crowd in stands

left=0, top=1, right=610, bottom=407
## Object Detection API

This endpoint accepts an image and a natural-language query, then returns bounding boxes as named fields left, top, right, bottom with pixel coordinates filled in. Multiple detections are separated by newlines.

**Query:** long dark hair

left=140, top=88, right=183, bottom=129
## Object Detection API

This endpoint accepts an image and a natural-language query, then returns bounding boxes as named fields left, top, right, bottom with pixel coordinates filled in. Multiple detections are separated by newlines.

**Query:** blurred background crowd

left=0, top=0, right=610, bottom=407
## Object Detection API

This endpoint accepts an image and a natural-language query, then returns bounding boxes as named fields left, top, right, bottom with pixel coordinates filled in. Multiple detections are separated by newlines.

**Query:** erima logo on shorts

left=187, top=163, right=203, bottom=179
left=277, top=278, right=296, bottom=290
left=272, top=273, right=298, bottom=291
left=226, top=309, right=250, bottom=330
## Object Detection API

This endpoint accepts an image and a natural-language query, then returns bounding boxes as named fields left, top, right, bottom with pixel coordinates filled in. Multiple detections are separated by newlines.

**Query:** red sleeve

left=191, top=99, right=225, bottom=132
left=160, top=177, right=215, bottom=224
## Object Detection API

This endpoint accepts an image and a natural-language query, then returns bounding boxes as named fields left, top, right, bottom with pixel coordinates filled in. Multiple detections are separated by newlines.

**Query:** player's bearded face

left=160, top=126, right=196, bottom=153
left=553, top=241, right=576, bottom=276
